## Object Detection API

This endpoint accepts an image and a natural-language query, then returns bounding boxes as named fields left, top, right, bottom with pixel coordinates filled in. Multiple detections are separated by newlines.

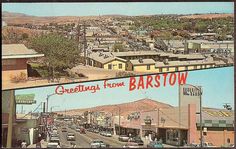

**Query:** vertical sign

left=179, top=84, right=202, bottom=113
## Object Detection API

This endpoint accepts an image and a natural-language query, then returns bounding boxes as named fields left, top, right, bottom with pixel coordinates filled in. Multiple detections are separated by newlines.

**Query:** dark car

left=61, top=127, right=67, bottom=132
left=147, top=141, right=163, bottom=148
left=80, top=128, right=86, bottom=134
left=130, top=137, right=144, bottom=146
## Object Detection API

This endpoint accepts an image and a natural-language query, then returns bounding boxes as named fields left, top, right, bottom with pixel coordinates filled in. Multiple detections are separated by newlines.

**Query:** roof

left=129, top=59, right=156, bottom=65
left=87, top=52, right=127, bottom=64
left=155, top=60, right=215, bottom=68
left=2, top=44, right=44, bottom=59
left=112, top=51, right=159, bottom=57
left=196, top=107, right=234, bottom=127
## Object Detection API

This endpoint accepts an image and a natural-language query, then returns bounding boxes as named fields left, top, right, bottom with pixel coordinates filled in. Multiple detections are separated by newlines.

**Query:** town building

left=86, top=52, right=127, bottom=71
left=2, top=44, right=44, bottom=83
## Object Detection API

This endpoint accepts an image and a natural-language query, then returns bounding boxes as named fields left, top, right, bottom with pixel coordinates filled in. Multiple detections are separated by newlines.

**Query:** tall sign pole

left=199, top=86, right=203, bottom=148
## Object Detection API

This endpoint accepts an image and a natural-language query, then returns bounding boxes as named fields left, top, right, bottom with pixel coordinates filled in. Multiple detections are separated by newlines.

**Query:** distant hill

left=2, top=11, right=32, bottom=17
left=179, top=13, right=233, bottom=19
left=56, top=98, right=173, bottom=116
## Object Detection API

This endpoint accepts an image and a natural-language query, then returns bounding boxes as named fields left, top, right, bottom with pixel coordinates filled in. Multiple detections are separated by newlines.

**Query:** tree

left=22, top=33, right=29, bottom=40
left=194, top=22, right=207, bottom=33
left=112, top=43, right=125, bottom=52
left=30, top=33, right=81, bottom=82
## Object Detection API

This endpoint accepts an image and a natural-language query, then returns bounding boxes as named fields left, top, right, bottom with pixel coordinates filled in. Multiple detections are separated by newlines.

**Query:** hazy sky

left=2, top=2, right=234, bottom=17
left=15, top=67, right=234, bottom=113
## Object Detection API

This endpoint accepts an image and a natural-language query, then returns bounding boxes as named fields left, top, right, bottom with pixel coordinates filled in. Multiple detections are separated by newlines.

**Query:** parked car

left=103, top=131, right=112, bottom=137
left=203, top=142, right=217, bottom=147
left=61, top=127, right=67, bottom=132
left=147, top=141, right=164, bottom=148
left=93, top=129, right=99, bottom=133
left=123, top=142, right=140, bottom=148
left=183, top=143, right=199, bottom=148
left=119, top=135, right=130, bottom=142
left=67, top=132, right=75, bottom=141
left=75, top=127, right=80, bottom=132
left=130, top=137, right=144, bottom=146
left=90, top=140, right=107, bottom=148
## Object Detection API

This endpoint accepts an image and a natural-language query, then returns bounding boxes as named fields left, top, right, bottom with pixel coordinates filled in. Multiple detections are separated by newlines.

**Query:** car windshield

left=93, top=140, right=104, bottom=143
left=68, top=133, right=75, bottom=136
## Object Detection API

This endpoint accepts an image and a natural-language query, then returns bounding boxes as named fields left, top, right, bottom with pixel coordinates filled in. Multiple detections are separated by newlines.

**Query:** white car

left=90, top=140, right=107, bottom=148
left=203, top=142, right=217, bottom=147
left=104, top=132, right=112, bottom=137
left=67, top=132, right=75, bottom=141
left=47, top=142, right=60, bottom=148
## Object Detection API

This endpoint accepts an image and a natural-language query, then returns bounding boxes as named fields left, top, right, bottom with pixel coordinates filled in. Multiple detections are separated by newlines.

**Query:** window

left=159, top=68, right=162, bottom=72
left=147, top=65, right=150, bottom=70
left=175, top=67, right=178, bottom=71
left=108, top=64, right=112, bottom=69
left=166, top=67, right=169, bottom=71
left=119, top=64, right=122, bottom=69
left=194, top=65, right=197, bottom=69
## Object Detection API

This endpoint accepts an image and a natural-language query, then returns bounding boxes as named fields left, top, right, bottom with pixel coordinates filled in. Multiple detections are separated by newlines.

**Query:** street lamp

left=45, top=93, right=56, bottom=141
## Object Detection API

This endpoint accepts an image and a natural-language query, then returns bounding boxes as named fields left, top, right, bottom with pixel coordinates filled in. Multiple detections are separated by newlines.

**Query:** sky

left=15, top=67, right=234, bottom=113
left=2, top=2, right=234, bottom=17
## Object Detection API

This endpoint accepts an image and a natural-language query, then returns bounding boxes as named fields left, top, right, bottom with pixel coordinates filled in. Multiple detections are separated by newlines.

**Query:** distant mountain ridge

left=56, top=98, right=173, bottom=116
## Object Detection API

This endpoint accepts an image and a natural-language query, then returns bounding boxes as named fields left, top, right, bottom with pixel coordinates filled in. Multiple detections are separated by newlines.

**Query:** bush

left=10, top=72, right=27, bottom=83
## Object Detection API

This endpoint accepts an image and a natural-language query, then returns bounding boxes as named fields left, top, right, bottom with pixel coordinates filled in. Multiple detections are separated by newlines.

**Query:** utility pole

left=6, top=90, right=15, bottom=148
left=83, top=22, right=87, bottom=66
left=77, top=23, right=81, bottom=51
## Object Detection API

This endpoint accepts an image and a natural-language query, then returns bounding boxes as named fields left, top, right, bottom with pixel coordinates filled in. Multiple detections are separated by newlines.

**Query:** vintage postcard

left=1, top=1, right=234, bottom=149
left=2, top=2, right=234, bottom=90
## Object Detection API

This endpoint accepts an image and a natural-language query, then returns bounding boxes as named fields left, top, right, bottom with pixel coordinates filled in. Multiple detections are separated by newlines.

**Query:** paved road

left=58, top=127, right=128, bottom=148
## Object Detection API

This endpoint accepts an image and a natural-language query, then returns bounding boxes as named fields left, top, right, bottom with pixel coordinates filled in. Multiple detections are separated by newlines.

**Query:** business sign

left=179, top=84, right=202, bottom=113
left=15, top=94, right=36, bottom=104
left=144, top=116, right=152, bottom=125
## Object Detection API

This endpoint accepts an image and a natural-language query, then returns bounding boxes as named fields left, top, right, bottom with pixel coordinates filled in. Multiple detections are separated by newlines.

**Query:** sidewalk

left=27, top=140, right=48, bottom=148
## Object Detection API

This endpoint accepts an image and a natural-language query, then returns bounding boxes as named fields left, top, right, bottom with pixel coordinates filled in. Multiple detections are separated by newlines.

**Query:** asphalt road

left=58, top=127, right=128, bottom=148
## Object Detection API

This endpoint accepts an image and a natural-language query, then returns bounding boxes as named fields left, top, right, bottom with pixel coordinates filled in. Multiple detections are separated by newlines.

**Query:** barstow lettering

left=183, top=87, right=201, bottom=96
left=55, top=84, right=100, bottom=95
left=129, top=72, right=188, bottom=91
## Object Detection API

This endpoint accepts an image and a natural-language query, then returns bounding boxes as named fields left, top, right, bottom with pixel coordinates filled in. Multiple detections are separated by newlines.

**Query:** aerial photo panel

left=1, top=1, right=234, bottom=148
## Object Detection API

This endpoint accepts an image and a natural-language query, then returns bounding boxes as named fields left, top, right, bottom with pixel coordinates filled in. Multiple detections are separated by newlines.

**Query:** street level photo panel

left=2, top=2, right=234, bottom=90
left=2, top=67, right=234, bottom=148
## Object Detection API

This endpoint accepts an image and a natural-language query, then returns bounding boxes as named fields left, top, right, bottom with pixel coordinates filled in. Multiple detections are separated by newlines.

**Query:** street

left=58, top=127, right=127, bottom=148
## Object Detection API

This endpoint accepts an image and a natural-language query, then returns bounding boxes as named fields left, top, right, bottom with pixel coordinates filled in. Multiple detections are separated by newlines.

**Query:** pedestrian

left=21, top=140, right=27, bottom=148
